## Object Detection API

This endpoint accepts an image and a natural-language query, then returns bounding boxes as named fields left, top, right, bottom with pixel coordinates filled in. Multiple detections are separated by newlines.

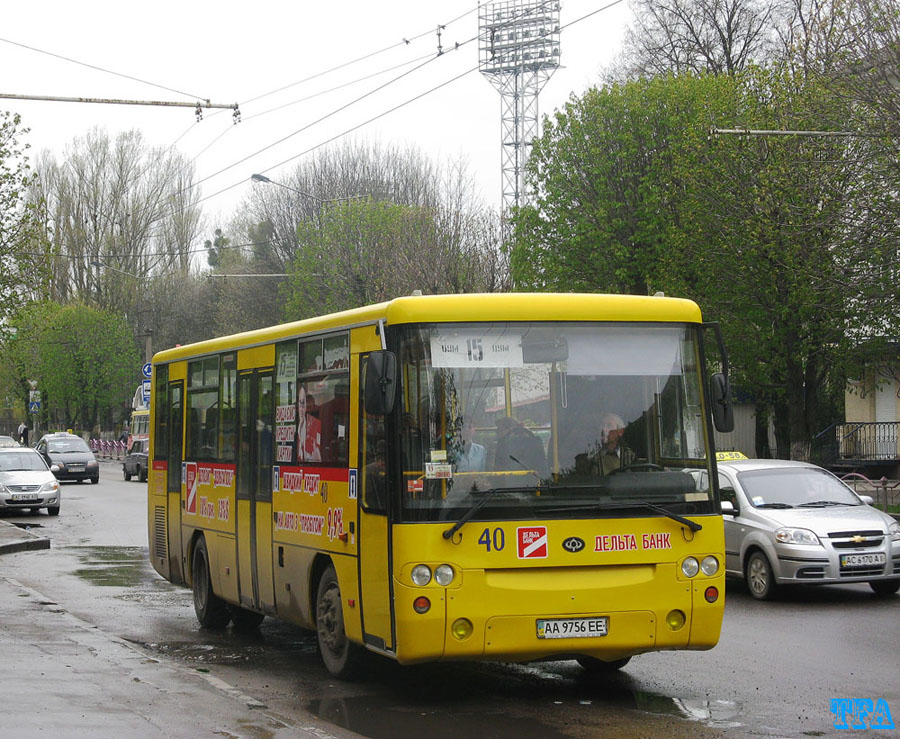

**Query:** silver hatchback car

left=0, top=447, right=61, bottom=515
left=713, top=459, right=900, bottom=599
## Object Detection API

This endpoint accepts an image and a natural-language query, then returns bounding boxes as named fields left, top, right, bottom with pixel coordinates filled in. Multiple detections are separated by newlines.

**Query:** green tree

left=512, top=68, right=900, bottom=457
left=2, top=302, right=139, bottom=432
left=0, top=111, right=47, bottom=323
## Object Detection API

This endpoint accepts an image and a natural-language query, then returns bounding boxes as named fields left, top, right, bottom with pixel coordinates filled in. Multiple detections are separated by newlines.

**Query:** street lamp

left=250, top=174, right=362, bottom=204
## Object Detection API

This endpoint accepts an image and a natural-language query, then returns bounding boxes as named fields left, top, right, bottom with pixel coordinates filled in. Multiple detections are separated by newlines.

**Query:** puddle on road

left=307, top=693, right=568, bottom=738
left=69, top=546, right=179, bottom=594
left=302, top=660, right=742, bottom=737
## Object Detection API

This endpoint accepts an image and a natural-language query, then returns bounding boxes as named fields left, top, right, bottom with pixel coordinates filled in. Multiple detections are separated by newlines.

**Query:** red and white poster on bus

left=517, top=526, right=548, bottom=559
left=185, top=462, right=197, bottom=515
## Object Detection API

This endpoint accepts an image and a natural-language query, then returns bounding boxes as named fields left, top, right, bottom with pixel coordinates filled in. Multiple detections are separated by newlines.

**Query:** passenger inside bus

left=452, top=417, right=485, bottom=472
left=493, top=416, right=548, bottom=478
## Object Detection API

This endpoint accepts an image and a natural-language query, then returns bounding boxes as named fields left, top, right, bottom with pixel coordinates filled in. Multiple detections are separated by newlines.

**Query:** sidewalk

left=0, top=522, right=349, bottom=738
left=0, top=518, right=50, bottom=555
left=0, top=573, right=343, bottom=738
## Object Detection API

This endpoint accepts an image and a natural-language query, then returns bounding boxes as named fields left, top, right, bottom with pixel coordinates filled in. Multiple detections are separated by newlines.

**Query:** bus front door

left=236, top=370, right=275, bottom=613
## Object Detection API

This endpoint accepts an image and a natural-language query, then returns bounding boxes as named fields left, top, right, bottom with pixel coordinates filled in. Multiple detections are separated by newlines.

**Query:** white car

left=0, top=447, right=61, bottom=515
left=713, top=459, right=900, bottom=599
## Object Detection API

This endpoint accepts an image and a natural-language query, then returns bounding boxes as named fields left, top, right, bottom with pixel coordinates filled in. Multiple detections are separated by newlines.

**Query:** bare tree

left=609, top=0, right=783, bottom=80
left=29, top=127, right=202, bottom=314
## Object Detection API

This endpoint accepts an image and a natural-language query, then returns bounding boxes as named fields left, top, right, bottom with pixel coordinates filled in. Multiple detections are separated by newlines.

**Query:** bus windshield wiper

left=543, top=500, right=702, bottom=532
left=442, top=486, right=535, bottom=540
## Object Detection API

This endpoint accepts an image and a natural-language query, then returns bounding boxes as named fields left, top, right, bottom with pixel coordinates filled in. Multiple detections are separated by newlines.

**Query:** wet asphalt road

left=1, top=463, right=898, bottom=738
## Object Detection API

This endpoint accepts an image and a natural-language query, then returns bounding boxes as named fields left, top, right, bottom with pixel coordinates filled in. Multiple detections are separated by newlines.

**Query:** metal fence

left=812, top=422, right=900, bottom=467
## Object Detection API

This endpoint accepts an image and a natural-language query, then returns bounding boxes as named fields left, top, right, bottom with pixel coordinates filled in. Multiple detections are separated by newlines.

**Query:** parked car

left=123, top=438, right=148, bottom=482
left=0, top=435, right=20, bottom=448
left=0, top=447, right=61, bottom=515
left=714, top=459, right=900, bottom=599
left=35, top=432, right=100, bottom=484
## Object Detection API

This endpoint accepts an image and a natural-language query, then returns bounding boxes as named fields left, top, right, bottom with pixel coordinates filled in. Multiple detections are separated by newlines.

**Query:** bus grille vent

left=154, top=506, right=167, bottom=559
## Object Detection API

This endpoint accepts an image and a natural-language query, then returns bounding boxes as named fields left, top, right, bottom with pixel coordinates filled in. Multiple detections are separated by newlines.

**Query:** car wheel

left=46, top=504, right=60, bottom=516
left=228, top=604, right=265, bottom=629
left=577, top=656, right=631, bottom=673
left=138, top=466, right=147, bottom=483
left=745, top=550, right=778, bottom=600
left=316, top=565, right=365, bottom=678
left=90, top=476, right=99, bottom=485
left=123, top=467, right=132, bottom=481
left=192, top=537, right=230, bottom=628
left=869, top=579, right=900, bottom=597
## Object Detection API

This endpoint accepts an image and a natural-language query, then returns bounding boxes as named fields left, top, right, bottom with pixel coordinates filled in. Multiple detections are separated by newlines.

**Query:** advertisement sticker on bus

left=517, top=526, right=548, bottom=559
left=185, top=462, right=197, bottom=514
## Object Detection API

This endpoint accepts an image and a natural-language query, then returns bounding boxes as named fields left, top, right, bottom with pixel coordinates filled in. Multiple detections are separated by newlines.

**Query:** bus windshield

left=393, top=321, right=714, bottom=522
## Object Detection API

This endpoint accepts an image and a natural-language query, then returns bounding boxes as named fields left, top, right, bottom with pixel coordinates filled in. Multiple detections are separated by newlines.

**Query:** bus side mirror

left=710, top=372, right=734, bottom=432
left=365, top=350, right=398, bottom=416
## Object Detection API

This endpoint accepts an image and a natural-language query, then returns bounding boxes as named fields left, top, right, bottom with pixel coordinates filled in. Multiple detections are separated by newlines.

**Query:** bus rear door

left=236, top=369, right=275, bottom=613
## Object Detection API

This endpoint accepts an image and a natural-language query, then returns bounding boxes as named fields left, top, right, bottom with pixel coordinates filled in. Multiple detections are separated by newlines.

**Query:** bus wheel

left=228, top=605, right=265, bottom=629
left=577, top=656, right=631, bottom=673
left=192, top=537, right=230, bottom=628
left=745, top=550, right=778, bottom=600
left=316, top=565, right=364, bottom=678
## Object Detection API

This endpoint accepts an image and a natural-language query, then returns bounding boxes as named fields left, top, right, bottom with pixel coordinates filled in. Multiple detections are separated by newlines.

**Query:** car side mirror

left=859, top=495, right=874, bottom=506
left=365, top=350, right=398, bottom=416
left=720, top=499, right=737, bottom=516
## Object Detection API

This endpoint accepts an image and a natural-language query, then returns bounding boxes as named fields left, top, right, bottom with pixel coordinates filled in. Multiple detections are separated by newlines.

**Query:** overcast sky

left=2, top=0, right=631, bottom=224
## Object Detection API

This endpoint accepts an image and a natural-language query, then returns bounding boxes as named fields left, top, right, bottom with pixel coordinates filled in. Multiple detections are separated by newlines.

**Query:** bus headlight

left=681, top=557, right=700, bottom=578
left=434, top=564, right=454, bottom=586
left=411, top=564, right=432, bottom=586
left=700, top=556, right=719, bottom=576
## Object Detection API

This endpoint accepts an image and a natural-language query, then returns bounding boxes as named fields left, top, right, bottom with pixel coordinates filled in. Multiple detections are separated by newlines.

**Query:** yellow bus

left=148, top=293, right=734, bottom=677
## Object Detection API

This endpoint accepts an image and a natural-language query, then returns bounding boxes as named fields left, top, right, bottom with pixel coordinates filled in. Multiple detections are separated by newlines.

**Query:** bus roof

left=152, top=292, right=702, bottom=364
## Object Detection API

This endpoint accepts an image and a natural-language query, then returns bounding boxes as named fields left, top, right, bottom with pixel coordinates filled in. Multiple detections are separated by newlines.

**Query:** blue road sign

left=142, top=362, right=152, bottom=378
left=29, top=401, right=40, bottom=414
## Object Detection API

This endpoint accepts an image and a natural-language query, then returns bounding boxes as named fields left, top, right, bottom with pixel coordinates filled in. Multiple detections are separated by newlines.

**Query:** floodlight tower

left=479, top=0, right=561, bottom=215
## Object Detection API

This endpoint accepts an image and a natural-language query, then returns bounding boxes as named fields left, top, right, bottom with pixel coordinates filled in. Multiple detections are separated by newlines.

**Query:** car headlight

left=889, top=522, right=900, bottom=543
left=775, top=527, right=820, bottom=545
left=87, top=460, right=99, bottom=467
left=41, top=480, right=59, bottom=493
left=0, top=483, right=7, bottom=494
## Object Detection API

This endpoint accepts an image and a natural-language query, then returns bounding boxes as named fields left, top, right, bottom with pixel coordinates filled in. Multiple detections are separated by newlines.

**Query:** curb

left=0, top=520, right=51, bottom=555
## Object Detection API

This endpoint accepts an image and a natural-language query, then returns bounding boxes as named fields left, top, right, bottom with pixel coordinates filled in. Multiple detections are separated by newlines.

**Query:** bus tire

left=228, top=604, right=265, bottom=629
left=192, top=537, right=230, bottom=628
left=577, top=656, right=631, bottom=673
left=316, top=565, right=365, bottom=678
left=745, top=550, right=778, bottom=600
